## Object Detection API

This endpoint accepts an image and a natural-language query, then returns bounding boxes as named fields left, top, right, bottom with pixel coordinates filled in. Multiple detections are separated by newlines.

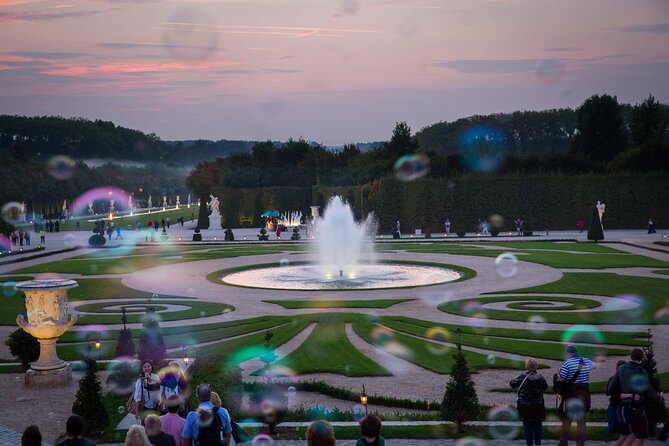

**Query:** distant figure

left=75, top=220, right=81, bottom=231
left=647, top=218, right=656, bottom=234
left=190, top=212, right=194, bottom=222
left=224, top=228, right=235, bottom=242
left=39, top=229, right=45, bottom=245
left=577, top=219, right=585, bottom=233
left=18, top=230, right=24, bottom=246
left=55, top=220, right=60, bottom=232
left=515, top=218, right=523, bottom=236
left=25, top=231, right=31, bottom=246
left=481, top=220, right=490, bottom=236
left=444, top=219, right=451, bottom=236
left=276, top=224, right=282, bottom=239
left=106, top=225, right=113, bottom=241
left=166, top=217, right=170, bottom=229
left=116, top=226, right=122, bottom=240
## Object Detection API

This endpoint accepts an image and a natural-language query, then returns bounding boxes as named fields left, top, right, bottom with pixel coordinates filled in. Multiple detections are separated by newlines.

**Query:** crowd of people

left=510, top=345, right=665, bottom=446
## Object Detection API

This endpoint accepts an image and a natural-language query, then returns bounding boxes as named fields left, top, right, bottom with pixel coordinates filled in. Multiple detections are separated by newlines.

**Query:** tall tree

left=383, top=121, right=419, bottom=159
left=72, top=358, right=110, bottom=435
left=630, top=94, right=666, bottom=147
left=572, top=94, right=627, bottom=162
left=442, top=343, right=479, bottom=433
left=642, top=329, right=666, bottom=435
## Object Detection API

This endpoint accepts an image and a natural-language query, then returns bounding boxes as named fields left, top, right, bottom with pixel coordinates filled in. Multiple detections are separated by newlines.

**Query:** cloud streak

left=616, top=22, right=669, bottom=34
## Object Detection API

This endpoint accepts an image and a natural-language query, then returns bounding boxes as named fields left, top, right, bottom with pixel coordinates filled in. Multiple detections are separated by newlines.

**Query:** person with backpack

left=510, top=357, right=548, bottom=446
left=180, top=384, right=232, bottom=446
left=608, top=348, right=664, bottom=446
left=556, top=345, right=597, bottom=446
left=606, top=360, right=634, bottom=445
left=55, top=415, right=97, bottom=446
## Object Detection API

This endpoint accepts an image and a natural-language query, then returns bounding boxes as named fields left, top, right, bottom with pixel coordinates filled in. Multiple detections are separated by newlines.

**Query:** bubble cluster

left=487, top=354, right=496, bottom=365
left=47, top=155, right=76, bottom=180
left=454, top=438, right=485, bottom=446
left=495, top=253, right=518, bottom=278
left=1, top=202, right=25, bottom=225
left=279, top=258, right=290, bottom=268
left=527, top=315, right=547, bottom=334
left=603, top=294, right=645, bottom=322
left=457, top=126, right=508, bottom=172
left=393, top=153, right=430, bottom=181
left=535, top=58, right=566, bottom=84
left=63, top=233, right=77, bottom=249
left=162, top=6, right=219, bottom=62
left=425, top=327, right=451, bottom=355
left=487, top=405, right=520, bottom=439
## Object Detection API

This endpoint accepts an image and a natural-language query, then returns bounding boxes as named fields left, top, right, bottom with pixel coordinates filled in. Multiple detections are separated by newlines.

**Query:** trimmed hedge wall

left=213, top=174, right=669, bottom=233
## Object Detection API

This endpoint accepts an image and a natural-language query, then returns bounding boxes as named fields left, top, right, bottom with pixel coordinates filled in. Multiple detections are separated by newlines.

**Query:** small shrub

left=258, top=227, right=269, bottom=241
left=5, top=328, right=39, bottom=369
left=456, top=231, right=466, bottom=238
left=72, top=359, right=110, bottom=435
left=88, top=234, right=106, bottom=247
left=523, top=231, right=533, bottom=236
left=192, top=228, right=202, bottom=242
left=490, top=229, right=499, bottom=237
left=115, top=329, right=135, bottom=358
left=290, top=227, right=300, bottom=241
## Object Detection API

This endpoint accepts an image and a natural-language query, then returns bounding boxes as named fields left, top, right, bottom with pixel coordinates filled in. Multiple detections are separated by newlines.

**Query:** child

left=357, top=414, right=385, bottom=446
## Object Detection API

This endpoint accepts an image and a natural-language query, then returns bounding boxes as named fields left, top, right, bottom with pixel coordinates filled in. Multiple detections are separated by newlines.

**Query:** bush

left=192, top=228, right=202, bottom=242
left=456, top=231, right=466, bottom=238
left=115, top=329, right=135, bottom=358
left=442, top=345, right=479, bottom=433
left=490, top=229, right=499, bottom=237
left=290, top=227, right=300, bottom=241
left=88, top=234, right=106, bottom=247
left=72, top=359, right=110, bottom=435
left=138, top=309, right=165, bottom=366
left=523, top=231, right=533, bottom=236
left=5, top=328, right=39, bottom=369
left=258, top=228, right=269, bottom=241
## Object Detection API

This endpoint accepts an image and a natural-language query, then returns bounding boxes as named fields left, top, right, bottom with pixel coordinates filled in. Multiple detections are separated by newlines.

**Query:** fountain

left=222, top=196, right=462, bottom=290
left=15, top=279, right=78, bottom=386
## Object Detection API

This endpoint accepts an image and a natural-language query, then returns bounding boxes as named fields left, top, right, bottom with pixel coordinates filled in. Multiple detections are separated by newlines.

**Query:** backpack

left=196, top=406, right=224, bottom=446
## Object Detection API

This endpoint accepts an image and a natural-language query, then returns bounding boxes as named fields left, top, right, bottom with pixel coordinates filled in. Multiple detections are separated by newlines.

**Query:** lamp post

left=360, top=383, right=368, bottom=414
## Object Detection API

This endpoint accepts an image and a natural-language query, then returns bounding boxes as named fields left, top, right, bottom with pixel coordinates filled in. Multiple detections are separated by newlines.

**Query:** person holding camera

left=134, top=361, right=161, bottom=421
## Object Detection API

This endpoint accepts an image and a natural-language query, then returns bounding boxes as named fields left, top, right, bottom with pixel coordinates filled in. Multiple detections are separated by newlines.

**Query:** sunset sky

left=1, top=0, right=668, bottom=145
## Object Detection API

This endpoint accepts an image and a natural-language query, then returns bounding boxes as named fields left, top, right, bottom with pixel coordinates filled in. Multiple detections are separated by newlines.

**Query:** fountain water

left=222, top=196, right=462, bottom=290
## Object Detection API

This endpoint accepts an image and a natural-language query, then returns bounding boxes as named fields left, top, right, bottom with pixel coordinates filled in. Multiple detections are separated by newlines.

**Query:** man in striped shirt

left=558, top=345, right=597, bottom=446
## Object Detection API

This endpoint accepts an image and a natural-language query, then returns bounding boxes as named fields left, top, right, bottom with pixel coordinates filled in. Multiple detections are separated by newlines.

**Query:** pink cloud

left=42, top=60, right=240, bottom=77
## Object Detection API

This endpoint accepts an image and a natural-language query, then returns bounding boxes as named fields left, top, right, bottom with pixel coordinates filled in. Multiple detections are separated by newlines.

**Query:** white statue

left=175, top=195, right=181, bottom=209
left=88, top=201, right=94, bottom=215
left=209, top=194, right=220, bottom=213
left=187, top=193, right=191, bottom=208
left=127, top=194, right=132, bottom=211
left=148, top=194, right=152, bottom=209
left=162, top=195, right=167, bottom=210
left=109, top=199, right=115, bottom=214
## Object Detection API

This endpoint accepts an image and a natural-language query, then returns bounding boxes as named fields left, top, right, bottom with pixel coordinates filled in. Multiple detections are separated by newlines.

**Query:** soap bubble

left=393, top=153, right=430, bottom=181
left=458, top=126, right=508, bottom=172
left=251, top=434, right=274, bottom=445
left=455, top=438, right=485, bottom=446
left=561, top=325, right=605, bottom=361
left=371, top=326, right=394, bottom=348
left=2, top=281, right=17, bottom=297
left=489, top=214, right=505, bottom=230
left=565, top=398, right=586, bottom=420
left=495, top=253, right=518, bottom=278
left=340, top=0, right=359, bottom=15
left=487, top=405, right=520, bottom=439
left=150, top=293, right=159, bottom=302
left=287, top=386, right=297, bottom=398
left=487, top=354, right=496, bottom=365
left=162, top=6, right=219, bottom=62
left=425, top=327, right=451, bottom=355
left=63, top=233, right=77, bottom=248
left=527, top=315, right=547, bottom=334
left=630, top=373, right=650, bottom=393
left=1, top=202, right=25, bottom=225
left=352, top=403, right=366, bottom=421
left=47, top=155, right=76, bottom=180
left=117, top=406, right=125, bottom=414
left=603, top=294, right=645, bottom=322
left=279, top=258, right=290, bottom=268
left=535, top=58, right=565, bottom=84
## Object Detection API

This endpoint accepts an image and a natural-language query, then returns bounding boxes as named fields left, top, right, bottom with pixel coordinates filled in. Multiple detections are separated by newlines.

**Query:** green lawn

left=652, top=269, right=669, bottom=276
left=274, top=319, right=392, bottom=377
left=486, top=272, right=669, bottom=324
left=264, top=299, right=413, bottom=309
left=10, top=245, right=302, bottom=276
left=72, top=300, right=233, bottom=324
left=49, top=206, right=201, bottom=232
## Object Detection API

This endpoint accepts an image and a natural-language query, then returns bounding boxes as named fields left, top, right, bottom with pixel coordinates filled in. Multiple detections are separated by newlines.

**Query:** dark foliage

left=587, top=206, right=604, bottom=241
left=88, top=234, right=106, bottom=247
left=5, top=328, right=39, bottom=369
left=642, top=329, right=667, bottom=436
left=442, top=345, right=479, bottom=432
left=138, top=309, right=165, bottom=366
left=115, top=328, right=135, bottom=358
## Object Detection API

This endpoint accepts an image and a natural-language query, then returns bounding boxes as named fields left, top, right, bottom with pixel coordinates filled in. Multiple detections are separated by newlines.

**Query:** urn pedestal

left=15, top=279, right=78, bottom=387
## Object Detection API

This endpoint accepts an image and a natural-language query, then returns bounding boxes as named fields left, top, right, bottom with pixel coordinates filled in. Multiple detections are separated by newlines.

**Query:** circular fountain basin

left=222, top=263, right=462, bottom=290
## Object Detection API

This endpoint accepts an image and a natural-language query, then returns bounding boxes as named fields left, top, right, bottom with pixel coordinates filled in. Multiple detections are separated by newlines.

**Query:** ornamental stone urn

left=16, top=279, right=78, bottom=387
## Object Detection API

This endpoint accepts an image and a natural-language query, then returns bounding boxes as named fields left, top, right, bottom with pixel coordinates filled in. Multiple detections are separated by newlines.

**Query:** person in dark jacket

left=511, top=357, right=548, bottom=446
left=144, top=414, right=176, bottom=446
left=606, top=360, right=634, bottom=445
left=608, top=348, right=664, bottom=446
